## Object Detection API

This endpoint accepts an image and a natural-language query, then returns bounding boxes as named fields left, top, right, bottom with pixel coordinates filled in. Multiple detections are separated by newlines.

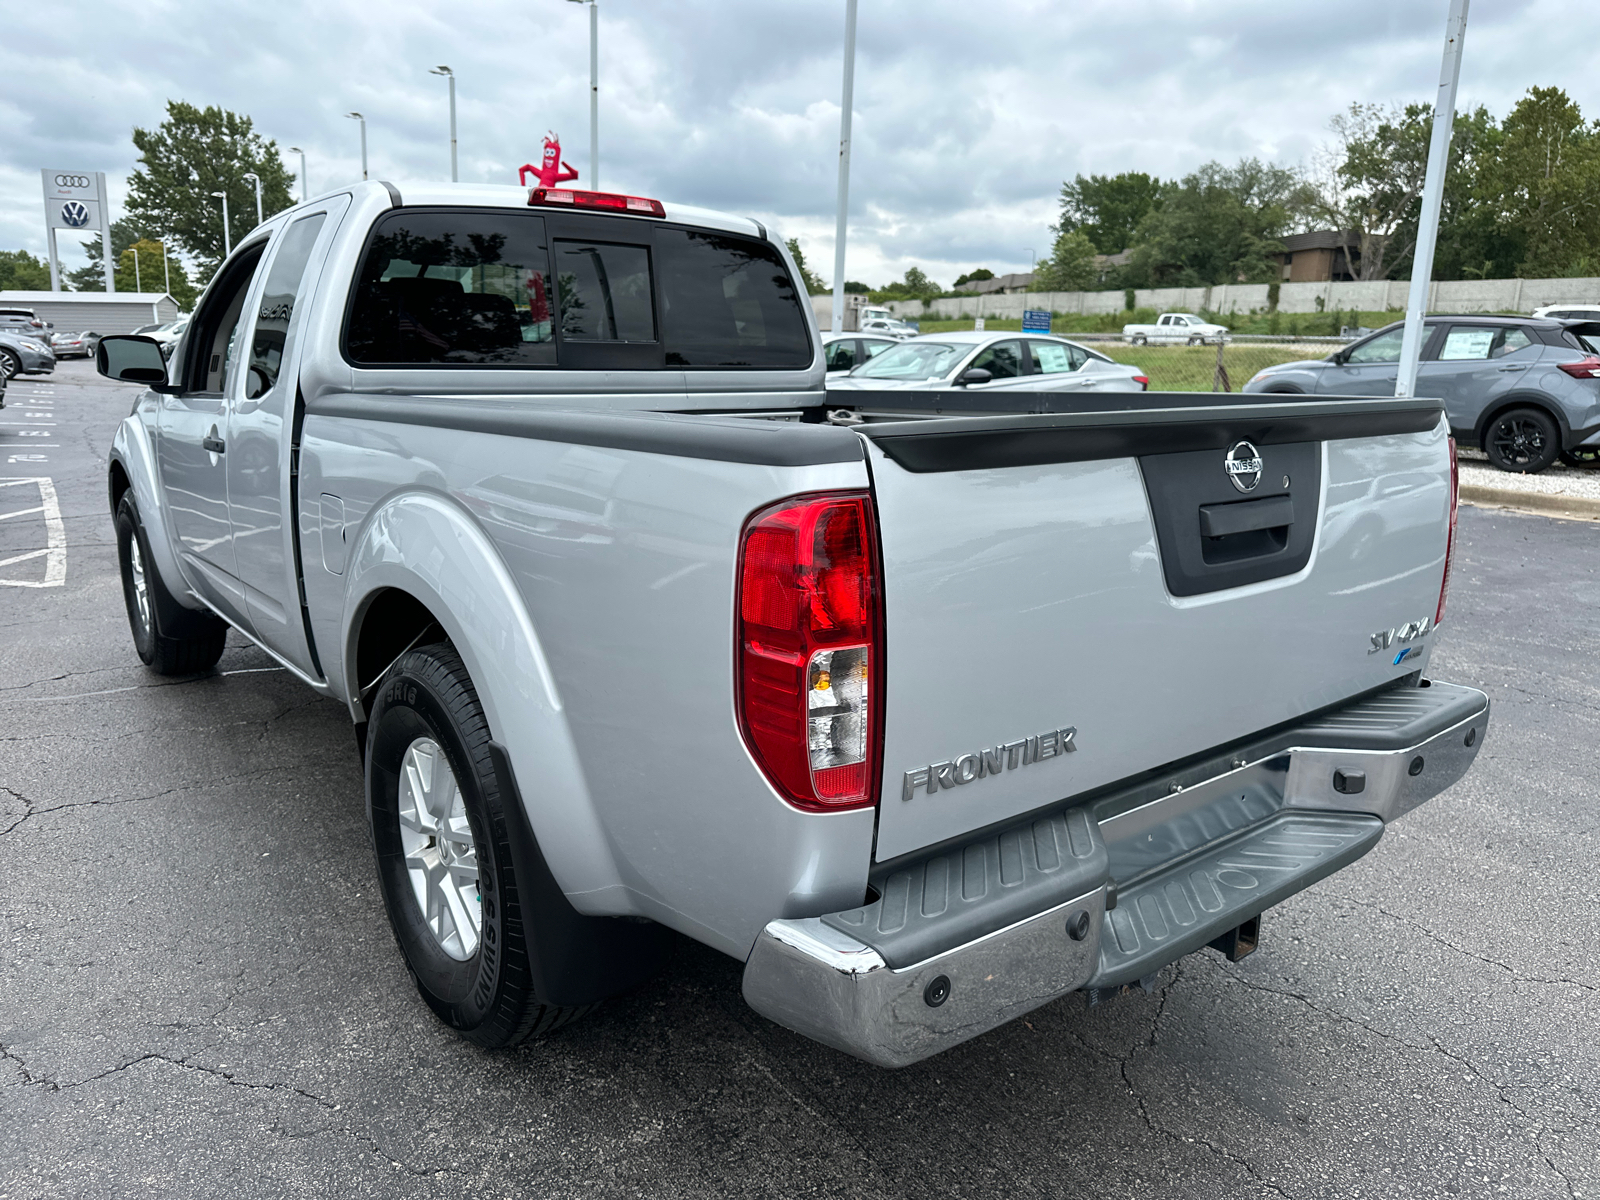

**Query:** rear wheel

left=1131, top=334, right=1147, bottom=346
left=367, top=644, right=594, bottom=1047
left=1483, top=407, right=1560, bottom=473
left=115, top=493, right=228, bottom=674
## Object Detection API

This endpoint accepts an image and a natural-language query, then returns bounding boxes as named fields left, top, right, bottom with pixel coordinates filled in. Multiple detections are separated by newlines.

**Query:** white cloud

left=0, top=0, right=1591, bottom=288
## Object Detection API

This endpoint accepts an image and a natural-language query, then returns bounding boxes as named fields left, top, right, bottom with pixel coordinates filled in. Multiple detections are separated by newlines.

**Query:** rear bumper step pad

left=742, top=680, right=1488, bottom=1066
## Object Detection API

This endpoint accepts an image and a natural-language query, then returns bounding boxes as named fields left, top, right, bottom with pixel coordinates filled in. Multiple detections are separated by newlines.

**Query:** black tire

left=366, top=644, right=592, bottom=1048
left=114, top=493, right=229, bottom=674
left=0, top=349, right=19, bottom=379
left=1483, top=407, right=1561, bottom=474
left=1131, top=334, right=1147, bottom=346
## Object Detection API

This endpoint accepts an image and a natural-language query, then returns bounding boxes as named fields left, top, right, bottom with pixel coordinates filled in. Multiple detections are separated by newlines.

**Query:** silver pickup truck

left=98, top=181, right=1489, bottom=1068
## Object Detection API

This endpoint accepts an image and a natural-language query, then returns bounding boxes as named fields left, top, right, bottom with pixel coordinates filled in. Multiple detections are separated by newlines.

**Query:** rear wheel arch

left=108, top=459, right=132, bottom=515
left=1474, top=395, right=1571, bottom=448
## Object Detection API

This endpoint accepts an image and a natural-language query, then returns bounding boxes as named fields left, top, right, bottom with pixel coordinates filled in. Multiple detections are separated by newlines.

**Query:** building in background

left=0, top=291, right=181, bottom=335
left=1274, top=231, right=1378, bottom=283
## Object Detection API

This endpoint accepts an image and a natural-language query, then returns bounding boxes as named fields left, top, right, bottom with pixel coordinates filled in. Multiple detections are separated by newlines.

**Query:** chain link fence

left=1072, top=334, right=1348, bottom=393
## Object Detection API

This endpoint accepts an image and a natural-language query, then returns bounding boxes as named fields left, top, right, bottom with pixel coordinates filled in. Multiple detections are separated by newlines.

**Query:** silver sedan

left=826, top=330, right=1148, bottom=395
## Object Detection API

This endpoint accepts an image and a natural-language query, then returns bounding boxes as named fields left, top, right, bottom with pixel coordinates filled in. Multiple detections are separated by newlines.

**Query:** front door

left=1319, top=326, right=1412, bottom=396
left=226, top=201, right=346, bottom=674
left=157, top=241, right=267, bottom=630
left=1415, top=323, right=1538, bottom=432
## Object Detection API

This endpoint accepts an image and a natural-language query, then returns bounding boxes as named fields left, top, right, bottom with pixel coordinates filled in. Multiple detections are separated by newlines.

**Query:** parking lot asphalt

left=2, top=359, right=1597, bottom=1200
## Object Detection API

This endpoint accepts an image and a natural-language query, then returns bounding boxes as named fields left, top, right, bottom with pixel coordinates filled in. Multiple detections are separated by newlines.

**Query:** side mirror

left=97, top=335, right=176, bottom=390
left=956, top=366, right=992, bottom=386
left=1329, top=350, right=1348, bottom=366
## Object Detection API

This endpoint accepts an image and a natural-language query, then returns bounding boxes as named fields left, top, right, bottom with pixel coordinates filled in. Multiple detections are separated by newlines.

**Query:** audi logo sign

left=54, top=174, right=92, bottom=189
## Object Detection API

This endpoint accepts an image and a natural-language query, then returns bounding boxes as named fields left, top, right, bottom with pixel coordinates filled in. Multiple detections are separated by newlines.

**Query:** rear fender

left=341, top=489, right=626, bottom=909
left=109, top=413, right=202, bottom=611
left=1473, top=394, right=1571, bottom=449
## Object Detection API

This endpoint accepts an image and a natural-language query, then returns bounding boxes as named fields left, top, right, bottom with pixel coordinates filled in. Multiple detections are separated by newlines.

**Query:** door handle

left=202, top=433, right=226, bottom=454
left=1497, top=364, right=1527, bottom=372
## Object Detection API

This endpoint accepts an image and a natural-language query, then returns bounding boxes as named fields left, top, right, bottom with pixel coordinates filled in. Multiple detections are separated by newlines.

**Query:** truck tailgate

left=858, top=395, right=1450, bottom=862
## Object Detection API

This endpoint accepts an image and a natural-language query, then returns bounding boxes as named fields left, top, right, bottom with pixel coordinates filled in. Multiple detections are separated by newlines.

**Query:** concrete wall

left=868, top=276, right=1600, bottom=322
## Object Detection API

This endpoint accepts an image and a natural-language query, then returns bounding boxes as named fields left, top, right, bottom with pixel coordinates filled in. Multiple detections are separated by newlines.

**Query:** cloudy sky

left=0, top=0, right=1592, bottom=289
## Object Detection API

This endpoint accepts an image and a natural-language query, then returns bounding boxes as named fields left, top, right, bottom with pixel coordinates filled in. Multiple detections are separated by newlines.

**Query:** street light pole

left=566, top=0, right=598, bottom=189
left=211, top=191, right=231, bottom=257
left=162, top=242, right=170, bottom=296
left=243, top=172, right=264, bottom=227
left=132, top=247, right=141, bottom=292
left=346, top=112, right=367, bottom=181
left=430, top=67, right=458, bottom=181
left=288, top=146, right=308, bottom=202
left=830, top=0, right=859, bottom=335
left=1396, top=0, right=1469, bottom=399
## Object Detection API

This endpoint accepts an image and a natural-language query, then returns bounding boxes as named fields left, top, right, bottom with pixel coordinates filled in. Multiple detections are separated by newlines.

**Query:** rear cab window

left=344, top=207, right=812, bottom=374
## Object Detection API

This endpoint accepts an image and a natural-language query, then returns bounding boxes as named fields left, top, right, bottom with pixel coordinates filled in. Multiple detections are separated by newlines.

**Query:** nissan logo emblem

left=54, top=174, right=92, bottom=189
left=1224, top=441, right=1264, bottom=493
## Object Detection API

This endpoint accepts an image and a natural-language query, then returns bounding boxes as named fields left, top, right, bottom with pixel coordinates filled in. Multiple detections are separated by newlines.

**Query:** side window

left=656, top=229, right=811, bottom=368
left=1346, top=328, right=1404, bottom=365
left=553, top=239, right=655, bottom=342
left=1495, top=327, right=1534, bottom=358
left=346, top=209, right=557, bottom=366
left=183, top=243, right=268, bottom=393
left=1029, top=340, right=1086, bottom=373
left=244, top=214, right=327, bottom=400
left=1438, top=326, right=1498, bottom=360
left=825, top=340, right=857, bottom=371
left=969, top=340, right=1022, bottom=379
left=863, top=338, right=893, bottom=359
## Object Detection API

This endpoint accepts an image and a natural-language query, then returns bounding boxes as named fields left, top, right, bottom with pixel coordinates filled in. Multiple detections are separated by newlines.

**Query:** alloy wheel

left=128, top=533, right=151, bottom=638
left=1489, top=416, right=1548, bottom=468
left=397, top=736, right=482, bottom=961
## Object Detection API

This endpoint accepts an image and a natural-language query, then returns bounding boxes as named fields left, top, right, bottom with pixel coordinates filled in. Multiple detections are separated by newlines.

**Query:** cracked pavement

left=1, top=360, right=1597, bottom=1198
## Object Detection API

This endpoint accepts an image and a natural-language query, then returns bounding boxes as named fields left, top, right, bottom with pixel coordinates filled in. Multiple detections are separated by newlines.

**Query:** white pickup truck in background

left=1123, top=312, right=1230, bottom=345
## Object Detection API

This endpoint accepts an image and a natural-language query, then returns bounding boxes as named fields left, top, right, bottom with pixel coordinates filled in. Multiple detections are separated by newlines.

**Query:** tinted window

left=1029, top=339, right=1086, bottom=374
left=554, top=239, right=655, bottom=342
left=246, top=214, right=326, bottom=399
left=346, top=210, right=557, bottom=366
left=862, top=338, right=894, bottom=359
left=969, top=340, right=1022, bottom=379
left=825, top=340, right=857, bottom=370
left=656, top=229, right=810, bottom=367
left=1346, top=328, right=1404, bottom=364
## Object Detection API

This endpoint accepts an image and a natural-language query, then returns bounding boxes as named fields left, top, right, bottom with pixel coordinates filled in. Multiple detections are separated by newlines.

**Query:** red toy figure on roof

left=519, top=132, right=580, bottom=189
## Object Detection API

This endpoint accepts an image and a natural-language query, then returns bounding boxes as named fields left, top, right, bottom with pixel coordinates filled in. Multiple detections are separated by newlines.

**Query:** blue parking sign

left=1021, top=309, right=1051, bottom=333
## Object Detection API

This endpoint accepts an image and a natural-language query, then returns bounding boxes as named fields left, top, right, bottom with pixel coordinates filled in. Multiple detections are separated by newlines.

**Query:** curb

left=1459, top=482, right=1600, bottom=522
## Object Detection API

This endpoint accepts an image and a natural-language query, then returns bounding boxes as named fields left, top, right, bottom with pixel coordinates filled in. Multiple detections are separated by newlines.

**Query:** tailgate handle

left=1199, top=495, right=1294, bottom=537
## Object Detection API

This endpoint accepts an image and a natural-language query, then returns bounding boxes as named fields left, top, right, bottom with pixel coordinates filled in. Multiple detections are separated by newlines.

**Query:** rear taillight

left=1437, top=437, right=1459, bottom=626
left=1132, top=374, right=1150, bottom=389
left=737, top=493, right=882, bottom=812
left=527, top=187, right=666, bottom=217
left=1557, top=356, right=1600, bottom=379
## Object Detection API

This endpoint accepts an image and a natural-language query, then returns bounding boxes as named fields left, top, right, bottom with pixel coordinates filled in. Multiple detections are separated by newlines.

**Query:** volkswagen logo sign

left=60, top=201, right=91, bottom=228
left=1224, top=440, right=1264, bottom=493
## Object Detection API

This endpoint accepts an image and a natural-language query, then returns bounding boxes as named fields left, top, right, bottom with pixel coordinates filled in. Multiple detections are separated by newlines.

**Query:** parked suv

left=0, top=308, right=51, bottom=344
left=1243, top=315, right=1600, bottom=472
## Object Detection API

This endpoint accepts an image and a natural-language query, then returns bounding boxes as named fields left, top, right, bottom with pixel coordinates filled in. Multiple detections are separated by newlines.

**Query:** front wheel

left=115, top=493, right=228, bottom=674
left=1484, top=407, right=1560, bottom=473
left=0, top=349, right=19, bottom=379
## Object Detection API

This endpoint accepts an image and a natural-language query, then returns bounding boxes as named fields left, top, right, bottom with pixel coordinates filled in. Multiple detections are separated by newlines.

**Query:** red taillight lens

left=1437, top=437, right=1459, bottom=626
left=1132, top=374, right=1150, bottom=389
left=737, top=493, right=882, bottom=812
left=527, top=187, right=666, bottom=217
left=1557, top=355, right=1600, bottom=379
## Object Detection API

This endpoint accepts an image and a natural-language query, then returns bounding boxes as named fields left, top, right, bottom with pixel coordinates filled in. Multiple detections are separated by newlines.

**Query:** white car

left=1532, top=304, right=1600, bottom=321
left=857, top=305, right=919, bottom=337
left=827, top=330, right=1148, bottom=395
left=1122, top=312, right=1229, bottom=345
left=821, top=331, right=902, bottom=377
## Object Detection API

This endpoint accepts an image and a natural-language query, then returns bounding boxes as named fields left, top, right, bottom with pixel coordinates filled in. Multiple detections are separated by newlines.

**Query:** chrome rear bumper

left=742, top=682, right=1489, bottom=1067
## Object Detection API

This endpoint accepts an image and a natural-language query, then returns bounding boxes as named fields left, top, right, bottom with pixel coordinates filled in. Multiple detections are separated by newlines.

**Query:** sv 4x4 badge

left=1370, top=617, right=1432, bottom=664
left=902, top=726, right=1077, bottom=802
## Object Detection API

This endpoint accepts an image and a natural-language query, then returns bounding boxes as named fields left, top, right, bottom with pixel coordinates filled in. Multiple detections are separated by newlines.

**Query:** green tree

left=114, top=239, right=199, bottom=308
left=842, top=280, right=871, bottom=294
left=1057, top=172, right=1168, bottom=254
left=1033, top=228, right=1098, bottom=291
left=784, top=237, right=829, bottom=294
left=71, top=217, right=157, bottom=291
left=1475, top=87, right=1600, bottom=277
left=953, top=268, right=994, bottom=288
left=0, top=250, right=52, bottom=290
left=126, top=101, right=296, bottom=273
left=1124, top=159, right=1310, bottom=287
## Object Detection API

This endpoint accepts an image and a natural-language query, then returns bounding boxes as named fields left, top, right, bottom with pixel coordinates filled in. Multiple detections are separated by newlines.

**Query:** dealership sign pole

left=830, top=0, right=858, bottom=334
left=1395, top=0, right=1468, bottom=399
left=41, top=170, right=114, bottom=293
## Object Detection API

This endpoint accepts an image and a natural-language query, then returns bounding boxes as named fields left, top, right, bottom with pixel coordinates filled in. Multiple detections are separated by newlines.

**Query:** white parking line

left=0, top=477, right=65, bottom=587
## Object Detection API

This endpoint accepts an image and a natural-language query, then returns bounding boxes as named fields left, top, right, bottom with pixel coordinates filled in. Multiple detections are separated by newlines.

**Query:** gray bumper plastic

left=742, top=681, right=1489, bottom=1067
